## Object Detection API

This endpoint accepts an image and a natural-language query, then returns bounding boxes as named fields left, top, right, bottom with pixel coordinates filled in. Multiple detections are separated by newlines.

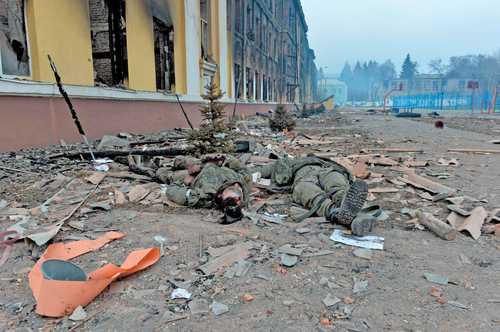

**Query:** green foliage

left=401, top=53, right=418, bottom=80
left=269, top=104, right=296, bottom=132
left=189, top=81, right=235, bottom=154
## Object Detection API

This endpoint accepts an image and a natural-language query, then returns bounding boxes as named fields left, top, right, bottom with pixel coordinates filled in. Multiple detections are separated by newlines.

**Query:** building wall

left=4, top=0, right=235, bottom=97
left=227, top=0, right=317, bottom=104
left=3, top=0, right=309, bottom=100
left=388, top=77, right=475, bottom=97
left=26, top=0, right=94, bottom=86
left=0, top=92, right=288, bottom=152
left=166, top=0, right=187, bottom=94
left=126, top=0, right=157, bottom=91
left=0, top=0, right=310, bottom=152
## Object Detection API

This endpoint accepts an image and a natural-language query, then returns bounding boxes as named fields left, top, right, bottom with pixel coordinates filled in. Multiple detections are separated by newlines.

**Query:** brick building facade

left=227, top=0, right=318, bottom=104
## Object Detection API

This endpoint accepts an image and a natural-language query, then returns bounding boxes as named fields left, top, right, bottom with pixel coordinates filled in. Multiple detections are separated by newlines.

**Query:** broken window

left=234, top=63, right=242, bottom=98
left=200, top=0, right=212, bottom=61
left=246, top=67, right=253, bottom=100
left=234, top=0, right=242, bottom=34
left=255, top=71, right=260, bottom=100
left=0, top=0, right=30, bottom=77
left=153, top=17, right=174, bottom=91
left=263, top=74, right=267, bottom=101
left=89, top=0, right=128, bottom=87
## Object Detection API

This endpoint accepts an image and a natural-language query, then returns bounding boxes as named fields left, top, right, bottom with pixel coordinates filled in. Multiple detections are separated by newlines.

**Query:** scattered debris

left=295, top=227, right=311, bottom=234
left=28, top=232, right=160, bottom=317
left=330, top=229, right=384, bottom=250
left=199, top=242, right=253, bottom=275
left=322, top=294, right=341, bottom=307
left=448, top=148, right=500, bottom=154
left=278, top=244, right=304, bottom=256
left=69, top=306, right=88, bottom=321
left=171, top=288, right=192, bottom=300
left=280, top=254, right=298, bottom=267
left=97, top=135, right=129, bottom=151
left=417, top=211, right=457, bottom=241
left=1, top=108, right=498, bottom=330
left=399, top=170, right=456, bottom=195
left=189, top=299, right=209, bottom=315
left=447, top=301, right=470, bottom=310
left=242, top=294, right=255, bottom=303
left=210, top=301, right=229, bottom=316
left=424, top=272, right=449, bottom=285
left=429, top=286, right=443, bottom=298
left=353, top=278, right=369, bottom=294
left=447, top=207, right=488, bottom=240
left=437, top=158, right=460, bottom=167
left=352, top=248, right=373, bottom=260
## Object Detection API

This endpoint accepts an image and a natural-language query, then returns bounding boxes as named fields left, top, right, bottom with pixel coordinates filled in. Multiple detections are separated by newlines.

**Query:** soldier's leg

left=319, top=170, right=350, bottom=206
left=291, top=166, right=337, bottom=218
left=292, top=180, right=325, bottom=211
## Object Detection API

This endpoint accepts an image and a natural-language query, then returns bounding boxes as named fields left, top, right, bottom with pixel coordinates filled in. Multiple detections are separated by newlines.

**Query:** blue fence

left=391, top=92, right=500, bottom=112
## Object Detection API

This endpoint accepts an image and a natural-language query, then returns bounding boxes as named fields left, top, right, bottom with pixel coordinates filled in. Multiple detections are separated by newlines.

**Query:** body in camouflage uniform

left=166, top=156, right=372, bottom=234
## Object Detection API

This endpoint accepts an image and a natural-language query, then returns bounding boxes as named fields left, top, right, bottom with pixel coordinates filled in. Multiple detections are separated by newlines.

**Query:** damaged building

left=0, top=0, right=317, bottom=152
left=227, top=0, right=318, bottom=104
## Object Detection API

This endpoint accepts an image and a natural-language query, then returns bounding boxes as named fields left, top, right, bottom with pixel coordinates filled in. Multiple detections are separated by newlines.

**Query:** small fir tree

left=189, top=81, right=235, bottom=154
left=269, top=104, right=296, bottom=132
left=401, top=54, right=418, bottom=80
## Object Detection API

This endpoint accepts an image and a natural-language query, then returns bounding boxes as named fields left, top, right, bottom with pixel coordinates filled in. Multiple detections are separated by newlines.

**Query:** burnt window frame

left=0, top=0, right=32, bottom=78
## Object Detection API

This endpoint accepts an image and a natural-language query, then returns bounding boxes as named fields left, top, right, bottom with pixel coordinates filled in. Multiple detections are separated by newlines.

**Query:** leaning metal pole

left=47, top=55, right=96, bottom=162
left=175, top=94, right=194, bottom=130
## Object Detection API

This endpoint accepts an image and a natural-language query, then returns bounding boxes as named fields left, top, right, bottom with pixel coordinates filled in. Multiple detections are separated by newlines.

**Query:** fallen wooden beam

left=448, top=148, right=500, bottom=154
left=398, top=170, right=455, bottom=195
left=0, top=165, right=39, bottom=175
left=367, top=148, right=424, bottom=153
left=49, top=147, right=191, bottom=160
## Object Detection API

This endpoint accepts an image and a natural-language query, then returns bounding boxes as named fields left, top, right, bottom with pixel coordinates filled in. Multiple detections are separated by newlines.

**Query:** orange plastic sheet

left=28, top=232, right=160, bottom=317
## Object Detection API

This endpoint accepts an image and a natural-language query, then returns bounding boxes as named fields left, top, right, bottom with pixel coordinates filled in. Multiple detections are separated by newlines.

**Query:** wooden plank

left=398, top=170, right=455, bottom=195
left=367, top=148, right=424, bottom=153
left=448, top=148, right=500, bottom=154
left=199, top=242, right=253, bottom=275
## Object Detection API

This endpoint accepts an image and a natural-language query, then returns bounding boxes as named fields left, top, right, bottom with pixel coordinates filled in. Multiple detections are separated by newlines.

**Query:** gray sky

left=301, top=0, right=500, bottom=75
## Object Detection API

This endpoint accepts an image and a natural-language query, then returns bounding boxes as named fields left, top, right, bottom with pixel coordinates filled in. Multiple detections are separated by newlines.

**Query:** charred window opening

left=200, top=0, right=212, bottom=61
left=0, top=0, right=30, bottom=76
left=255, top=71, right=261, bottom=101
left=246, top=67, right=253, bottom=100
left=153, top=17, right=174, bottom=91
left=89, top=0, right=128, bottom=87
left=262, top=74, right=267, bottom=101
left=234, top=63, right=242, bottom=98
left=234, top=0, right=242, bottom=34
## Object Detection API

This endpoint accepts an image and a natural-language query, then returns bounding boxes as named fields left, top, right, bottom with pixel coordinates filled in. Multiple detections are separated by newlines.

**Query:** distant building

left=387, top=74, right=477, bottom=96
left=318, top=76, right=348, bottom=106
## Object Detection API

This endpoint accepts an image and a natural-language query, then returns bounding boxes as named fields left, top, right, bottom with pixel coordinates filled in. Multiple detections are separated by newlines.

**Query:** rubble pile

left=0, top=110, right=499, bottom=330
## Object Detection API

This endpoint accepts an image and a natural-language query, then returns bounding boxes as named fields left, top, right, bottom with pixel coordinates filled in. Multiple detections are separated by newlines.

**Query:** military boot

left=327, top=180, right=369, bottom=232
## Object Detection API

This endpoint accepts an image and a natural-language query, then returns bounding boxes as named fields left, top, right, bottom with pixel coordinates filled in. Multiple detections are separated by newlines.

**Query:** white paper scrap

left=330, top=229, right=384, bottom=250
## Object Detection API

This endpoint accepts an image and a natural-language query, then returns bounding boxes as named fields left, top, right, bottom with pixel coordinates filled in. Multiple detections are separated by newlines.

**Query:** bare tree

left=429, top=58, right=447, bottom=75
